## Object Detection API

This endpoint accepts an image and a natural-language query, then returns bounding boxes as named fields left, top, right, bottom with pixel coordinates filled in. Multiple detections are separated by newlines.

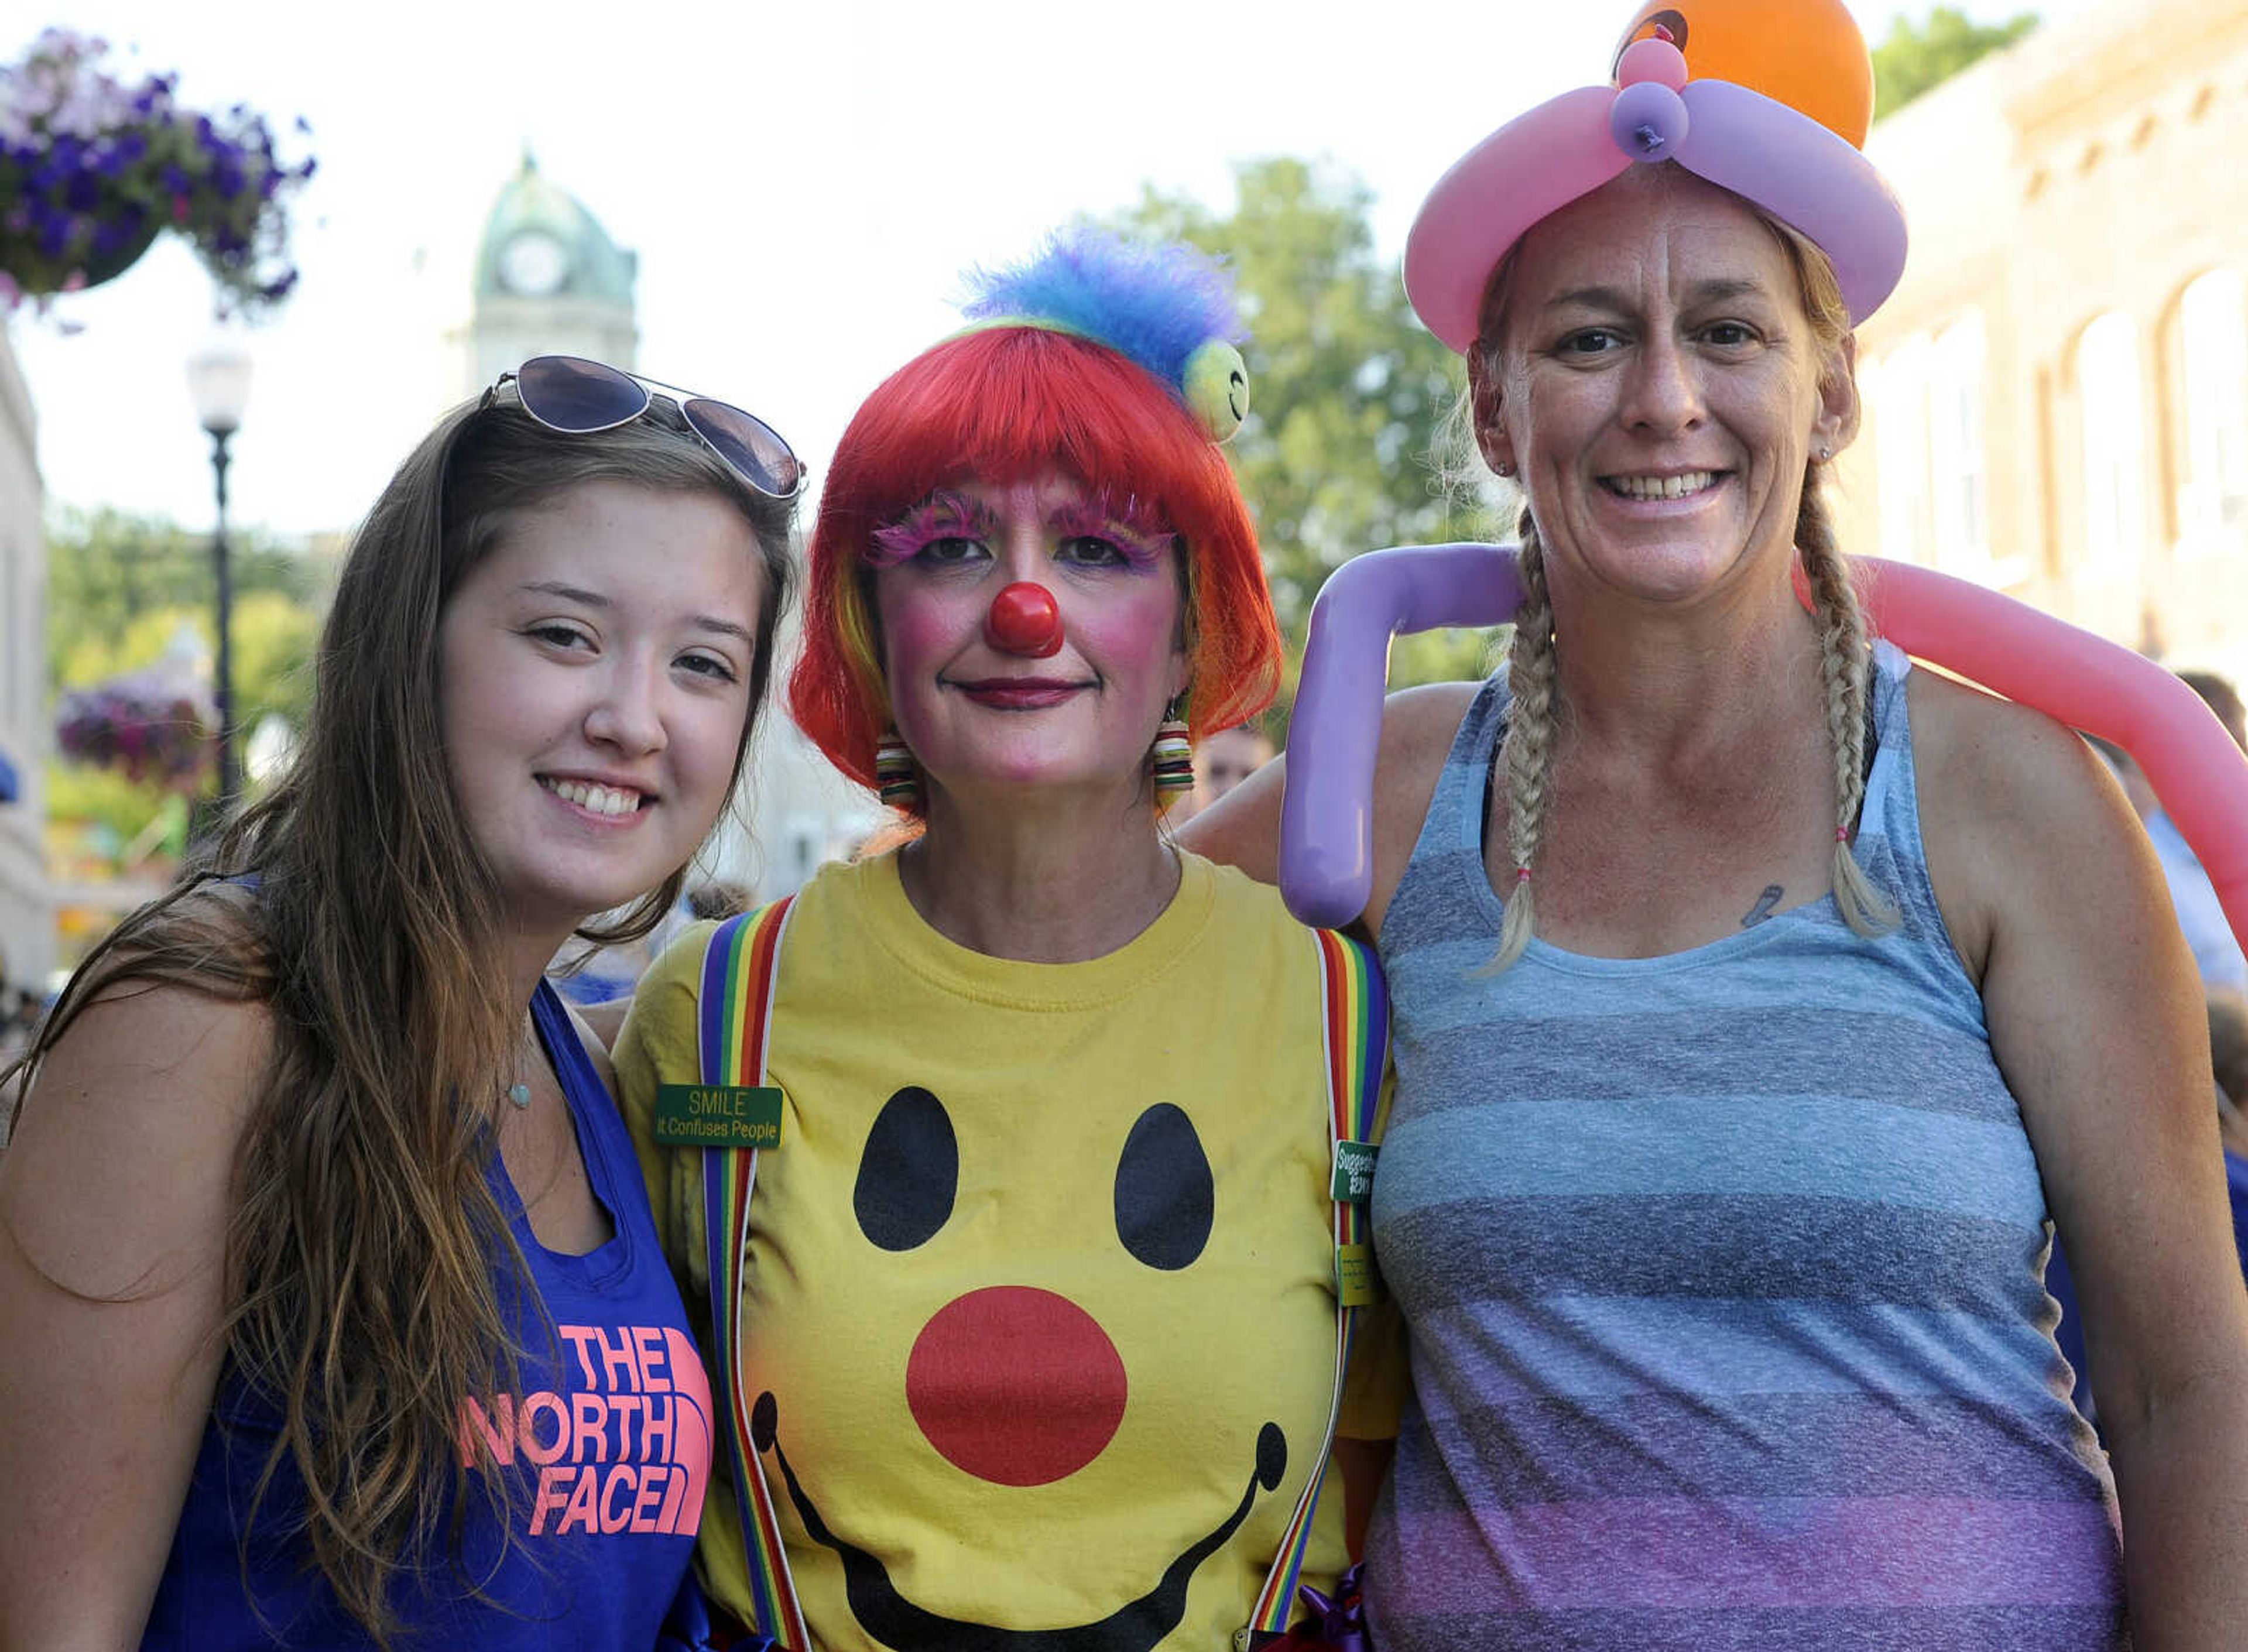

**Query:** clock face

left=499, top=231, right=568, bottom=297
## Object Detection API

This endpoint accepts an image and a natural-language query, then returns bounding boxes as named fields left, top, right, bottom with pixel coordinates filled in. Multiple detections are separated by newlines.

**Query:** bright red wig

left=790, top=324, right=1282, bottom=801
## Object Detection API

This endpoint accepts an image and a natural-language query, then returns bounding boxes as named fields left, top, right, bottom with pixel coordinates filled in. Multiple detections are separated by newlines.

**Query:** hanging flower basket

left=56, top=666, right=218, bottom=791
left=0, top=28, right=315, bottom=317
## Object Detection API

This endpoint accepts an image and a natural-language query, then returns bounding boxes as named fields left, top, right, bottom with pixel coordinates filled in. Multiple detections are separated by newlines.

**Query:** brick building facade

left=1837, top=0, right=2248, bottom=683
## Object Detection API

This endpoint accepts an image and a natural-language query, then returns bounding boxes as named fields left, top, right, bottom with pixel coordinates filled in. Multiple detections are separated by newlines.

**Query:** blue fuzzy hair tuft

left=960, top=224, right=1245, bottom=393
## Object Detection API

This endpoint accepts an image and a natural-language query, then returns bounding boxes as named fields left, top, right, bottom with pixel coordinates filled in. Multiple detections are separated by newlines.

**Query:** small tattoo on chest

left=1741, top=884, right=1784, bottom=927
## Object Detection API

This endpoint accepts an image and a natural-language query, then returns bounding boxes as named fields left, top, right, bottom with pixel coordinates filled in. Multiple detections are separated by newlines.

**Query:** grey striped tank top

left=1363, top=643, right=2127, bottom=1650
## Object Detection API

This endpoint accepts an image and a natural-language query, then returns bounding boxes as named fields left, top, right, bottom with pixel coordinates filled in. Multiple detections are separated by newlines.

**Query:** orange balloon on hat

left=1613, top=0, right=1876, bottom=147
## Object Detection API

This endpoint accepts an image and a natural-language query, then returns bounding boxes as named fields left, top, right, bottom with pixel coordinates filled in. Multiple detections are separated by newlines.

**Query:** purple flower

left=3, top=32, right=314, bottom=319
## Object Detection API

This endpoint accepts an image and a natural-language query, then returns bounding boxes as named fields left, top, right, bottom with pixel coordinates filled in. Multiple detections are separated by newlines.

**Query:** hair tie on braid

left=1835, top=825, right=1851, bottom=844
left=1516, top=867, right=1533, bottom=884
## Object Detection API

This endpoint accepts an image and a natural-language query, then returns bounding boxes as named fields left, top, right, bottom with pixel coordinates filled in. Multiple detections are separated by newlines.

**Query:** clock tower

left=465, top=152, right=638, bottom=393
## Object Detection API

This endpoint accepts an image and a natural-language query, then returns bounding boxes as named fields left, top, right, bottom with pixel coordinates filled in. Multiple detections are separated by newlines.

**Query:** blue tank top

left=143, top=982, right=713, bottom=1650
left=1365, top=645, right=2126, bottom=1651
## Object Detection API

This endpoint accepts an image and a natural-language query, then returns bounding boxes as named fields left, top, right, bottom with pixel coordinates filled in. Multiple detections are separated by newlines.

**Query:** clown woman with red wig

left=616, top=228, right=1392, bottom=1651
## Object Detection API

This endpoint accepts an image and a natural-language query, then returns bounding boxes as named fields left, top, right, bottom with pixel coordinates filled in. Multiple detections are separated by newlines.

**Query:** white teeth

left=543, top=778, right=642, bottom=816
left=1609, top=471, right=1716, bottom=501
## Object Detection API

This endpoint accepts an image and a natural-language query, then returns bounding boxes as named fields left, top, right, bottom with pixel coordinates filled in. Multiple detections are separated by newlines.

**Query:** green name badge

left=653, top=1084, right=783, bottom=1149
left=1331, top=1139, right=1379, bottom=1204
left=1335, top=1241, right=1382, bottom=1308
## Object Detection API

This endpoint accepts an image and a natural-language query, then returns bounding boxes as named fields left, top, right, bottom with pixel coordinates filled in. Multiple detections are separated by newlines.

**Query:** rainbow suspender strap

left=696, top=899, right=811, bottom=1651
left=695, top=909, right=1388, bottom=1652
left=1237, top=926, right=1390, bottom=1648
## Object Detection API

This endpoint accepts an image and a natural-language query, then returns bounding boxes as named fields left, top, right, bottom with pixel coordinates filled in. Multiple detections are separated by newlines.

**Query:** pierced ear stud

left=1817, top=444, right=1832, bottom=462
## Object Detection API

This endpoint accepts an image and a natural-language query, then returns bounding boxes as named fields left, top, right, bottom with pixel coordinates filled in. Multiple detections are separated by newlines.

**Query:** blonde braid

left=1488, top=507, right=1561, bottom=971
left=1797, top=475, right=1900, bottom=936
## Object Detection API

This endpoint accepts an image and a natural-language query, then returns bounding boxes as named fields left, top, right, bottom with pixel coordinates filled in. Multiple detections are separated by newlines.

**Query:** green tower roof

left=473, top=152, right=637, bottom=306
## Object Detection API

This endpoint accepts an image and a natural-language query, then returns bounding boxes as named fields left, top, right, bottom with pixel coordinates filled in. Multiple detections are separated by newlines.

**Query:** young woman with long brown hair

left=0, top=357, right=799, bottom=1650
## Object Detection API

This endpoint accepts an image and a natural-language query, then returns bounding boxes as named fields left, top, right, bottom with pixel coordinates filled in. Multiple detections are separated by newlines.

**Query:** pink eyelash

left=1051, top=492, right=1177, bottom=570
left=867, top=489, right=991, bottom=568
left=864, top=485, right=1178, bottom=570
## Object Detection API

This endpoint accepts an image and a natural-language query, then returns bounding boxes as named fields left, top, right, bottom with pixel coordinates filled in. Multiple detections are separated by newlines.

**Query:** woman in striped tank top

left=1184, top=2, right=2248, bottom=1646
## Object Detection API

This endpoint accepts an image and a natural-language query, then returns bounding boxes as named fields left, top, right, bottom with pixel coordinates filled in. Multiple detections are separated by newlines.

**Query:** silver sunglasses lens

left=684, top=398, right=804, bottom=499
left=515, top=355, right=647, bottom=432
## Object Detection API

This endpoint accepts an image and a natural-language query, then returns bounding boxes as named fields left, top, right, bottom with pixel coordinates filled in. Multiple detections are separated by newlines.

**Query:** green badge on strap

left=1335, top=1242, right=1382, bottom=1307
left=653, top=1084, right=783, bottom=1149
left=1331, top=1139, right=1379, bottom=1204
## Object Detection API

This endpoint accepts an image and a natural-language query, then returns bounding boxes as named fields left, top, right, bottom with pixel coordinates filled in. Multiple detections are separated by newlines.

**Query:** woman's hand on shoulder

left=1177, top=681, right=1481, bottom=940
left=0, top=976, right=269, bottom=1646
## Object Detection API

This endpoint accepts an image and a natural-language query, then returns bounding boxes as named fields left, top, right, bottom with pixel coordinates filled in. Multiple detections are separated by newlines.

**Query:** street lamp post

left=186, top=343, right=251, bottom=810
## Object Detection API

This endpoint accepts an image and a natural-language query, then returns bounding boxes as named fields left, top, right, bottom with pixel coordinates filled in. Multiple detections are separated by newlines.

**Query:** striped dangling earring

left=874, top=727, right=920, bottom=810
left=1150, top=700, right=1194, bottom=810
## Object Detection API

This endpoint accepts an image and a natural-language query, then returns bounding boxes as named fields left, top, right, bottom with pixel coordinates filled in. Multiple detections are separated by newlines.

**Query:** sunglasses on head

left=485, top=354, right=806, bottom=501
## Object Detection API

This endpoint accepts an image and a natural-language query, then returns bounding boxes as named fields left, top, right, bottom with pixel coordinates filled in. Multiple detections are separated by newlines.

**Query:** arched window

left=2177, top=267, right=2248, bottom=553
left=1867, top=337, right=1931, bottom=567
left=1864, top=318, right=2011, bottom=585
left=2078, top=310, right=2146, bottom=576
left=1927, top=311, right=2009, bottom=584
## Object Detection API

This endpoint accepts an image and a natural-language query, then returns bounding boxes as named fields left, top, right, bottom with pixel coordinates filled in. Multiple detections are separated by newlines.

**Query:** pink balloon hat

left=1402, top=0, right=1909, bottom=353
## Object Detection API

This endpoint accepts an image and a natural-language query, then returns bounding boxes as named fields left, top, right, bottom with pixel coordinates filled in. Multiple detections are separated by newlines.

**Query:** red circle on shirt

left=906, top=1286, right=1128, bottom=1486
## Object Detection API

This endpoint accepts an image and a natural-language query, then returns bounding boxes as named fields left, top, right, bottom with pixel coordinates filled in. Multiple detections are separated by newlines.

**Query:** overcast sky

left=11, top=0, right=2105, bottom=540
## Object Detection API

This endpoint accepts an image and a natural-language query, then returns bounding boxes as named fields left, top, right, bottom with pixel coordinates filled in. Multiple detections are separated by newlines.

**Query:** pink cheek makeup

left=878, top=598, right=963, bottom=697
left=1070, top=581, right=1184, bottom=697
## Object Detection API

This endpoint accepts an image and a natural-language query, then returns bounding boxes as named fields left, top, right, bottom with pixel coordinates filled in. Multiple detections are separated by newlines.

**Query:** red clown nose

left=985, top=582, right=1065, bottom=658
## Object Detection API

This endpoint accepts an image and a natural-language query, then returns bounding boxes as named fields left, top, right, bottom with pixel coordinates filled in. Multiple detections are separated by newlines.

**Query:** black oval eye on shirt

left=1113, top=1103, right=1214, bottom=1271
left=854, top=1085, right=959, bottom=1252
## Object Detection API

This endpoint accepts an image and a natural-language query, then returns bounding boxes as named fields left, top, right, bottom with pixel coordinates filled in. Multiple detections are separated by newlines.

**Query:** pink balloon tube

left=1280, top=544, right=1524, bottom=927
left=1279, top=544, right=2248, bottom=954
left=1851, top=557, right=2248, bottom=951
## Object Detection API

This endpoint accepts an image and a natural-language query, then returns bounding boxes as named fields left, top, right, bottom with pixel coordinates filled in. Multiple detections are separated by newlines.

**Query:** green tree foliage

left=46, top=506, right=328, bottom=728
left=46, top=762, right=189, bottom=857
left=1115, top=158, right=1509, bottom=712
left=1873, top=6, right=2040, bottom=118
left=43, top=507, right=331, bottom=848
